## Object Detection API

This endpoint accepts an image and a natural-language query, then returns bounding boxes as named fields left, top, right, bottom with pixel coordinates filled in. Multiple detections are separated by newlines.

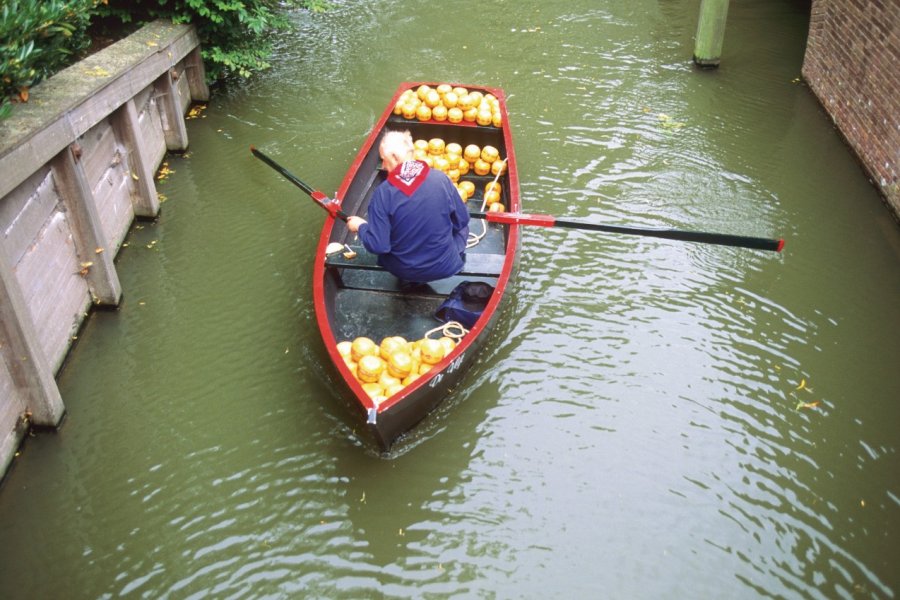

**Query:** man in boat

left=346, top=130, right=470, bottom=285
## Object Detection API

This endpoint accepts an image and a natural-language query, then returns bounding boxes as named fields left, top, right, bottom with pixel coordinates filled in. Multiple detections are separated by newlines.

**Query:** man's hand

left=346, top=216, right=367, bottom=233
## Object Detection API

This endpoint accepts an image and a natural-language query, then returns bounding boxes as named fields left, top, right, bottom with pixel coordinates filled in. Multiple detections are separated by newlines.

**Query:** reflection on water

left=1, top=0, right=898, bottom=597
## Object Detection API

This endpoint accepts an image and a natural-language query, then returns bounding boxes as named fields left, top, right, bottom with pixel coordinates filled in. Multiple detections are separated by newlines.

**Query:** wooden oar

left=472, top=211, right=785, bottom=252
left=250, top=145, right=349, bottom=221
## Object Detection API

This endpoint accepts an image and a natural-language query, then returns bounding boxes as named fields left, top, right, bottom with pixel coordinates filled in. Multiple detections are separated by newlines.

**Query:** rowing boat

left=312, top=82, right=520, bottom=450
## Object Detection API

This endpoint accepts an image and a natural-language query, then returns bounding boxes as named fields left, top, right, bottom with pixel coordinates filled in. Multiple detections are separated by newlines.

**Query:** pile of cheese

left=337, top=335, right=457, bottom=404
left=413, top=138, right=507, bottom=212
left=394, top=84, right=503, bottom=127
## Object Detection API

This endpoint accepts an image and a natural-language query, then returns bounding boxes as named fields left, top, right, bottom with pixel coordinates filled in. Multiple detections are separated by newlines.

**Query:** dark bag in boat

left=434, top=281, right=494, bottom=329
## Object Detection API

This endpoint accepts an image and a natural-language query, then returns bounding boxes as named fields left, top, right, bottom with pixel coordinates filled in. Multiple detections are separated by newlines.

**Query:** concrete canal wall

left=0, top=21, right=208, bottom=478
left=802, top=0, right=900, bottom=219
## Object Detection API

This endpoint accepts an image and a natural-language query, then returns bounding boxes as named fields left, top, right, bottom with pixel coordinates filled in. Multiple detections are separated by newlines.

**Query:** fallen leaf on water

left=656, top=113, right=685, bottom=130
left=156, top=164, right=174, bottom=180
left=795, top=400, right=820, bottom=410
left=796, top=379, right=806, bottom=391
left=186, top=105, right=207, bottom=120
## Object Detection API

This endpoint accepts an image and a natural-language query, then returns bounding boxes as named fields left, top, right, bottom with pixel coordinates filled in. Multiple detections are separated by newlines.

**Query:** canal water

left=2, top=0, right=899, bottom=597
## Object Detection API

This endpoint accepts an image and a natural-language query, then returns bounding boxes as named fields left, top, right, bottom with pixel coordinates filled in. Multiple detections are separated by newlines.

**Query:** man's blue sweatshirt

left=358, top=161, right=470, bottom=282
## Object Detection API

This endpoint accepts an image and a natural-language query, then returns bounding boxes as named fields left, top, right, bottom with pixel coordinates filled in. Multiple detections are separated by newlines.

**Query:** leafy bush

left=92, top=0, right=328, bottom=81
left=1, top=0, right=326, bottom=119
left=0, top=0, right=98, bottom=118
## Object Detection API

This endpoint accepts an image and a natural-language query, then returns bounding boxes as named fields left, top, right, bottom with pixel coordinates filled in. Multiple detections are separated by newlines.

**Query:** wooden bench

left=325, top=246, right=505, bottom=278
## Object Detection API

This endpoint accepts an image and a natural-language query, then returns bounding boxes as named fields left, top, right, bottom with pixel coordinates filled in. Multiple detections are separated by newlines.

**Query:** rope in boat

left=424, top=321, right=468, bottom=341
left=466, top=157, right=508, bottom=249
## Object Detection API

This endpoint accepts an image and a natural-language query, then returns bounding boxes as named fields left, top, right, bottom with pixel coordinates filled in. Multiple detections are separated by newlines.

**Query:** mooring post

left=184, top=46, right=210, bottom=103
left=112, top=98, right=160, bottom=218
left=693, top=0, right=730, bottom=67
left=155, top=69, right=190, bottom=151
left=50, top=145, right=123, bottom=306
left=0, top=245, right=65, bottom=427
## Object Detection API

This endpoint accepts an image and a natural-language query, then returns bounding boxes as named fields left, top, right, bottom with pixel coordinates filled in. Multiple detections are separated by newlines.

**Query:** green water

left=2, top=1, right=899, bottom=597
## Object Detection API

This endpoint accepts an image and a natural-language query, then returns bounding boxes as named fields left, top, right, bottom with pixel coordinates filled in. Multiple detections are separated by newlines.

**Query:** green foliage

left=93, top=0, right=328, bottom=81
left=0, top=0, right=98, bottom=118
left=0, top=0, right=326, bottom=119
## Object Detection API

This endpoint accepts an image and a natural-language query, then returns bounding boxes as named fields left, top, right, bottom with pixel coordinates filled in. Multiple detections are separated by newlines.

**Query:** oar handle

left=250, top=145, right=349, bottom=222
left=470, top=211, right=556, bottom=227
left=471, top=211, right=785, bottom=252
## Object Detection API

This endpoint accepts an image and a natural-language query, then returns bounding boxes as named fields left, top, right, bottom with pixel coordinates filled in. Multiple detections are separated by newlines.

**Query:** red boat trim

left=313, top=81, right=520, bottom=419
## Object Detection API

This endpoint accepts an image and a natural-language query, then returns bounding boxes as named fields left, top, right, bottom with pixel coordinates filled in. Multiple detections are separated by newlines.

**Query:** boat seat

left=325, top=246, right=505, bottom=279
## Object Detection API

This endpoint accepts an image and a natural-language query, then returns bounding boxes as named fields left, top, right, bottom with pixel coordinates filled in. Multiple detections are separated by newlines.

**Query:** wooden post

left=0, top=244, right=65, bottom=426
left=112, top=98, right=160, bottom=218
left=184, top=47, right=210, bottom=102
left=50, top=145, right=123, bottom=306
left=694, top=0, right=730, bottom=67
left=156, top=69, right=189, bottom=151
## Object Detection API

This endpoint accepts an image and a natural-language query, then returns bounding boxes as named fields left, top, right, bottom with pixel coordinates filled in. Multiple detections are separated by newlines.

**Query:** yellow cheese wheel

left=480, top=145, right=500, bottom=163
left=438, top=336, right=457, bottom=355
left=420, top=339, right=445, bottom=365
left=357, top=354, right=385, bottom=383
left=415, top=104, right=432, bottom=122
left=387, top=350, right=413, bottom=379
left=378, top=370, right=402, bottom=389
left=361, top=382, right=383, bottom=399
left=351, top=337, right=377, bottom=362
left=336, top=341, right=353, bottom=359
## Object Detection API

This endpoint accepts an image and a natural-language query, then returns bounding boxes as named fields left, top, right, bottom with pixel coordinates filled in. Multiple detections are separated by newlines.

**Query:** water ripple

left=2, top=1, right=898, bottom=599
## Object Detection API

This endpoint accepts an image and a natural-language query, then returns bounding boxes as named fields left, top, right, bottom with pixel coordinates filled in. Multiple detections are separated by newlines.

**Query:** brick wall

left=802, top=0, right=900, bottom=219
